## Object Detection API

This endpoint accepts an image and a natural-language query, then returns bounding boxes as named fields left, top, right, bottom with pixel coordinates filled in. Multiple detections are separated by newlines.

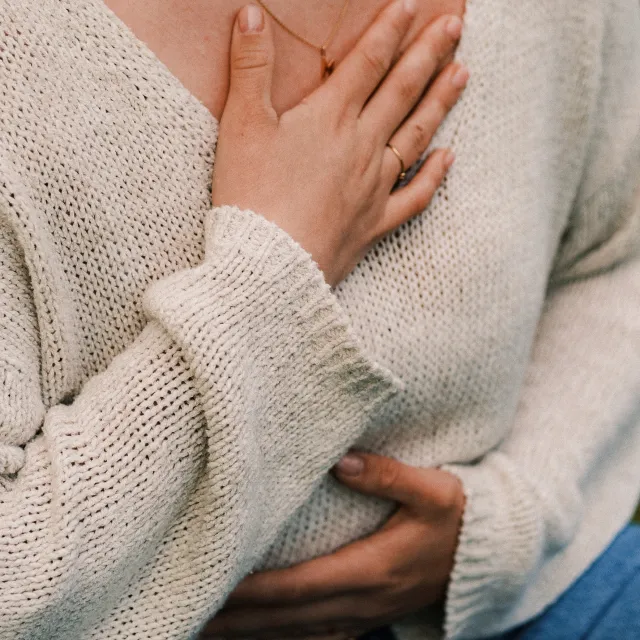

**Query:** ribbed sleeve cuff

left=142, top=205, right=405, bottom=558
left=440, top=454, right=543, bottom=640
left=143, top=205, right=405, bottom=398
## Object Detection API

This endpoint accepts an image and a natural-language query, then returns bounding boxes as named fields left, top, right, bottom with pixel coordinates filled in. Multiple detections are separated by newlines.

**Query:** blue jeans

left=361, top=524, right=640, bottom=640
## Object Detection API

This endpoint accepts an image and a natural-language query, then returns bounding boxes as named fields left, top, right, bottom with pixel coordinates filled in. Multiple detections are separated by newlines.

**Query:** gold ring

left=386, top=142, right=407, bottom=181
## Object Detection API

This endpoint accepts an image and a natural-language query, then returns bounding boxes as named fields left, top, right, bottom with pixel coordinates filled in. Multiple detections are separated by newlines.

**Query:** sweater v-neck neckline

left=85, top=0, right=220, bottom=133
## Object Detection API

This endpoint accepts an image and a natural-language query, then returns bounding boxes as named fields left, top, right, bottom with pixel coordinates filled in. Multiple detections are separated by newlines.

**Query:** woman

left=1, top=1, right=463, bottom=638
left=1, top=2, right=639, bottom=640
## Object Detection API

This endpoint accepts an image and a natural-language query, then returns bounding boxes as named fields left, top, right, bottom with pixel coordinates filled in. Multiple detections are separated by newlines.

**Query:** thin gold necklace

left=255, top=0, right=351, bottom=80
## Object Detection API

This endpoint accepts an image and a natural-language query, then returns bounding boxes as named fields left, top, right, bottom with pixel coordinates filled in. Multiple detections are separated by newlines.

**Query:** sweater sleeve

left=441, top=2, right=640, bottom=637
left=0, top=193, right=404, bottom=638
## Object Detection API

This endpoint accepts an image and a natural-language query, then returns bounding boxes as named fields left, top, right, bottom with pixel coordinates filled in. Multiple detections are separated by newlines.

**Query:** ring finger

left=382, top=61, right=468, bottom=190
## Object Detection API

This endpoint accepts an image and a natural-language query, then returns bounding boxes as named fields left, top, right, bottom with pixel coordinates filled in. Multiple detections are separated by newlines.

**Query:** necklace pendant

left=320, top=49, right=335, bottom=80
left=322, top=58, right=335, bottom=78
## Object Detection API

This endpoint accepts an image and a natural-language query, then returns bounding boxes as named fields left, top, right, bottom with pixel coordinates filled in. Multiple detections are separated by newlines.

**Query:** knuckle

left=411, top=120, right=430, bottom=152
left=420, top=45, right=440, bottom=73
left=384, top=2, right=411, bottom=44
left=389, top=8, right=409, bottom=39
left=376, top=460, right=400, bottom=493
left=421, top=111, right=440, bottom=138
left=232, top=46, right=270, bottom=72
left=395, top=59, right=423, bottom=102
left=420, top=167, right=439, bottom=193
left=374, top=558, right=401, bottom=591
left=419, top=25, right=454, bottom=66
left=436, top=35, right=455, bottom=62
left=397, top=76, right=418, bottom=103
left=438, top=83, right=461, bottom=111
left=360, top=45, right=389, bottom=79
left=435, top=18, right=457, bottom=53
left=432, top=474, right=462, bottom=511
left=431, top=95, right=448, bottom=122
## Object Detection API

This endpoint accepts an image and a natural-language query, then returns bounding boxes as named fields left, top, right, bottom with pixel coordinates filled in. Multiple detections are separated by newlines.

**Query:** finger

left=362, top=14, right=463, bottom=145
left=326, top=0, right=417, bottom=115
left=379, top=61, right=467, bottom=191
left=208, top=596, right=373, bottom=638
left=226, top=4, right=277, bottom=120
left=333, top=451, right=461, bottom=510
left=224, top=536, right=395, bottom=607
left=381, top=63, right=468, bottom=188
left=373, top=147, right=454, bottom=240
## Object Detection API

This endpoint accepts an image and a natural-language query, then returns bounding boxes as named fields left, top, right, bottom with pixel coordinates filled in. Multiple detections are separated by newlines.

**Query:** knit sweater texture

left=1, top=0, right=639, bottom=638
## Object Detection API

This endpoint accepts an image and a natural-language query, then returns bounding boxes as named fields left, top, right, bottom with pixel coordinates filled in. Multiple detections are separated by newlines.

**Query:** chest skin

left=102, top=0, right=465, bottom=121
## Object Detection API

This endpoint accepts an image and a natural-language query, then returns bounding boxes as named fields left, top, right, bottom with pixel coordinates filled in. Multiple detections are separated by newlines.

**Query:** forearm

left=1, top=202, right=402, bottom=639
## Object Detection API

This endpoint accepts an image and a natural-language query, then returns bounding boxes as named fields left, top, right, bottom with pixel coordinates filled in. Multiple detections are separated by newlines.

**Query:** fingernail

left=451, top=65, right=469, bottom=89
left=446, top=16, right=463, bottom=39
left=239, top=4, right=264, bottom=33
left=403, top=0, right=417, bottom=16
left=444, top=150, right=456, bottom=169
left=335, top=453, right=364, bottom=476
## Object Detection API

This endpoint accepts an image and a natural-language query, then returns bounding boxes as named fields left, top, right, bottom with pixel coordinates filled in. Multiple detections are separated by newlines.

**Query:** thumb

left=227, top=4, right=275, bottom=118
left=333, top=451, right=462, bottom=512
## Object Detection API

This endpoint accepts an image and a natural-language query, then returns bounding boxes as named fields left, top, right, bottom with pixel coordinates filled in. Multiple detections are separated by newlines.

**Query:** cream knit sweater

left=1, top=0, right=639, bottom=638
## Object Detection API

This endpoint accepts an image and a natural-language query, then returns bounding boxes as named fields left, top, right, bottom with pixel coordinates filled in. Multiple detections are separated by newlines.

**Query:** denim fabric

left=360, top=524, right=640, bottom=640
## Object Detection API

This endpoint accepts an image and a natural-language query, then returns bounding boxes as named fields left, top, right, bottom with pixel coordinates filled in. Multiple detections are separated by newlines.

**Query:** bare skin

left=103, top=0, right=464, bottom=121
left=204, top=453, right=466, bottom=639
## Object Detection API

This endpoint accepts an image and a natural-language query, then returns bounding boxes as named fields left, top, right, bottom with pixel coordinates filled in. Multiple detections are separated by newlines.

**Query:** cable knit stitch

left=0, top=0, right=639, bottom=639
